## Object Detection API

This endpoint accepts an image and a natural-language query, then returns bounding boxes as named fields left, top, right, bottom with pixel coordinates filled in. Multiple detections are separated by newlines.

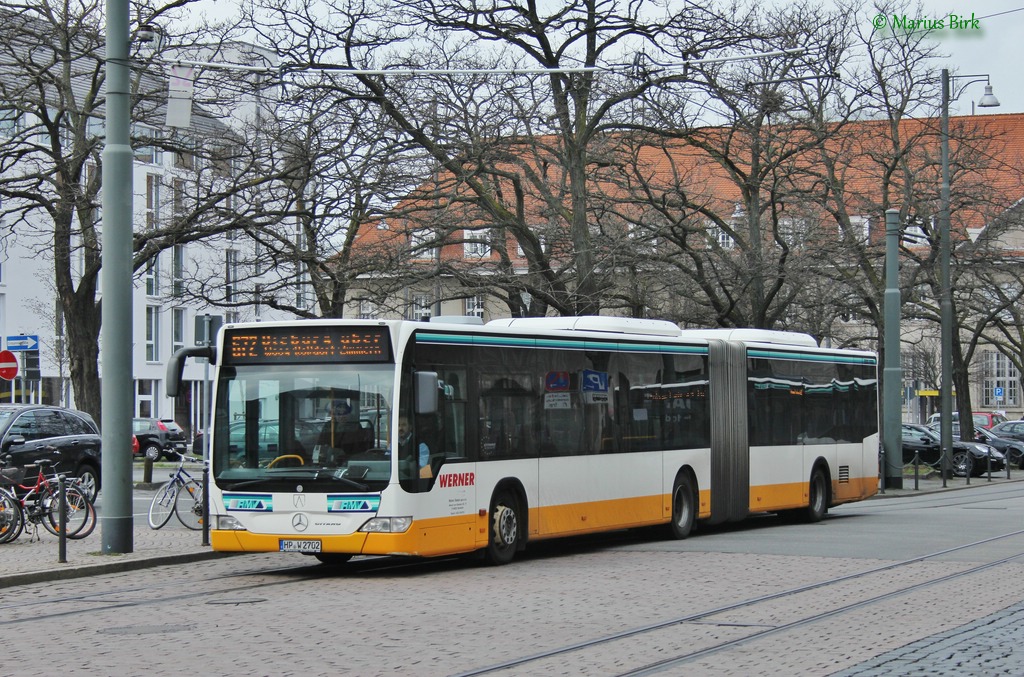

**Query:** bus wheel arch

left=667, top=468, right=697, bottom=539
left=484, top=481, right=527, bottom=565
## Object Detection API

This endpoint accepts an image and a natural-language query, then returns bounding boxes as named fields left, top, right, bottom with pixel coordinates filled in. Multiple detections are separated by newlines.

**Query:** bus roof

left=486, top=316, right=683, bottom=337
left=677, top=328, right=819, bottom=348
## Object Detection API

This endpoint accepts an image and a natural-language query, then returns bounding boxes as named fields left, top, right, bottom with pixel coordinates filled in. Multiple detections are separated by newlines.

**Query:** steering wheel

left=266, top=454, right=305, bottom=468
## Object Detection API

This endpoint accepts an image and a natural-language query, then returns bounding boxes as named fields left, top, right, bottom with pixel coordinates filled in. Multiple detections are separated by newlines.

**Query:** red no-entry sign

left=0, top=349, right=18, bottom=381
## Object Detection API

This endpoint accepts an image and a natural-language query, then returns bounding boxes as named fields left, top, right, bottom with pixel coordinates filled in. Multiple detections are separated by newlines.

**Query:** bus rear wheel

left=667, top=473, right=695, bottom=539
left=485, top=490, right=521, bottom=565
left=804, top=467, right=828, bottom=523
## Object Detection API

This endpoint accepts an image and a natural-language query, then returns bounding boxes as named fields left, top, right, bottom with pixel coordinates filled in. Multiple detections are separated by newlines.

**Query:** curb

left=871, top=475, right=1024, bottom=499
left=0, top=550, right=233, bottom=590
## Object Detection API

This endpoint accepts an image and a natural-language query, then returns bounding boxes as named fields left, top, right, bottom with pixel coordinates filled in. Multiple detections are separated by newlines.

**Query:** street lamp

left=939, top=69, right=999, bottom=486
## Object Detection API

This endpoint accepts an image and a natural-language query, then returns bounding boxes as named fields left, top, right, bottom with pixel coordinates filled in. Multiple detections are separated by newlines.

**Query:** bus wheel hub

left=494, top=505, right=517, bottom=546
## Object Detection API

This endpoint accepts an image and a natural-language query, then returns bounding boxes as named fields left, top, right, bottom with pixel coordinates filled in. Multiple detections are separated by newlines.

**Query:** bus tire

left=804, top=466, right=829, bottom=523
left=667, top=473, right=696, bottom=539
left=485, top=489, right=521, bottom=565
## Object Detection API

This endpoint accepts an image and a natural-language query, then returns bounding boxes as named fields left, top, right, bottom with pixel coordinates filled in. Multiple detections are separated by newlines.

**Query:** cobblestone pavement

left=835, top=601, right=1024, bottom=676
left=2, top=473, right=1023, bottom=676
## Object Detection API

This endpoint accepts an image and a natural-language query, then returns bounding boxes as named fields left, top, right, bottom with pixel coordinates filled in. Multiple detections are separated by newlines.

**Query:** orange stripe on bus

left=212, top=476, right=877, bottom=557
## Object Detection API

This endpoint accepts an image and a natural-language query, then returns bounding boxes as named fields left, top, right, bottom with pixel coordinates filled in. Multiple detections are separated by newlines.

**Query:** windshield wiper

left=221, top=470, right=370, bottom=492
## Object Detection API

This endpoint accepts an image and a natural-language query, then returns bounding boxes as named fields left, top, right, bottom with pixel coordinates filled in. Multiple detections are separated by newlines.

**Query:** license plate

left=279, top=539, right=322, bottom=553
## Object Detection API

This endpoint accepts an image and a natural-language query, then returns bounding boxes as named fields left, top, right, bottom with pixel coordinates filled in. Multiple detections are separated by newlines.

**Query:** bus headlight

left=360, top=516, right=413, bottom=533
left=215, top=515, right=245, bottom=530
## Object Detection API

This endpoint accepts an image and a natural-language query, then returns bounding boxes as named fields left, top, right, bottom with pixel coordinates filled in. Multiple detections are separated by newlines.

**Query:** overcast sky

left=192, top=0, right=1024, bottom=115
left=911, top=1, right=1024, bottom=114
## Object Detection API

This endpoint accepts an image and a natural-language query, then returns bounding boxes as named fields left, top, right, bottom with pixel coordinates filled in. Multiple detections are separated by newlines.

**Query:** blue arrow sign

left=6, top=335, right=39, bottom=351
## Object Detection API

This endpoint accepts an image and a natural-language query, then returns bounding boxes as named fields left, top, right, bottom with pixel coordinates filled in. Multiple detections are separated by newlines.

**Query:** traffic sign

left=0, top=350, right=18, bottom=380
left=6, top=335, right=39, bottom=351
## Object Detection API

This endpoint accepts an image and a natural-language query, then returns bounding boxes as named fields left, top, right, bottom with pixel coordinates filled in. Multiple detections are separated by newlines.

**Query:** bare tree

left=245, top=0, right=770, bottom=317
left=0, top=0, right=276, bottom=420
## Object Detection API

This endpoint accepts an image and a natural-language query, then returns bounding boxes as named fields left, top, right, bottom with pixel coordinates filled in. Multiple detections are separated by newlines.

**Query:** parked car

left=132, top=418, right=188, bottom=461
left=0, top=404, right=102, bottom=501
left=989, top=420, right=1024, bottom=444
left=925, top=411, right=1008, bottom=430
left=902, top=423, right=1004, bottom=477
left=948, top=424, right=1024, bottom=469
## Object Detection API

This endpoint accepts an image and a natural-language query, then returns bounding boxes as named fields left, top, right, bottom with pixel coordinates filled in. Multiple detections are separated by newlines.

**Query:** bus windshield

left=211, top=363, right=394, bottom=493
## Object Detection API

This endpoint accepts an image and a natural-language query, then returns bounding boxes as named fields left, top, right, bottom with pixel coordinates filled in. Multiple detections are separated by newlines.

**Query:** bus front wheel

left=667, top=473, right=696, bottom=539
left=485, top=490, right=521, bottom=565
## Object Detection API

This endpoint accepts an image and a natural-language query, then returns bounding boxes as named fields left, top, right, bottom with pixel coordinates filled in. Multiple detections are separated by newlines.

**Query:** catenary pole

left=100, top=0, right=133, bottom=553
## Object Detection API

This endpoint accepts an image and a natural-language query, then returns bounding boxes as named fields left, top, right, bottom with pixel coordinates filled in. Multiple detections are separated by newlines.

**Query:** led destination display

left=224, top=326, right=391, bottom=364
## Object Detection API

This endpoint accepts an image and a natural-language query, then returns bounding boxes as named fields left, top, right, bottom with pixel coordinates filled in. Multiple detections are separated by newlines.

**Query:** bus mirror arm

left=166, top=346, right=217, bottom=397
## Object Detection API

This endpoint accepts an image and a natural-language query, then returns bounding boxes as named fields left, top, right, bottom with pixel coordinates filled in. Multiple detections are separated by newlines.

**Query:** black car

left=902, top=423, right=1004, bottom=477
left=948, top=424, right=1024, bottom=469
left=132, top=418, right=188, bottom=461
left=990, top=420, right=1024, bottom=444
left=0, top=404, right=102, bottom=500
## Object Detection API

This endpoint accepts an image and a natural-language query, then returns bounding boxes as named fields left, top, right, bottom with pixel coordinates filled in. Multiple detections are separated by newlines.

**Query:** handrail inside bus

left=166, top=345, right=217, bottom=398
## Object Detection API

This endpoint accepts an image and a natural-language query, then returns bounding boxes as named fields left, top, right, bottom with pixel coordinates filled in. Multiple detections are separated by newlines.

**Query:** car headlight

left=359, top=516, right=413, bottom=533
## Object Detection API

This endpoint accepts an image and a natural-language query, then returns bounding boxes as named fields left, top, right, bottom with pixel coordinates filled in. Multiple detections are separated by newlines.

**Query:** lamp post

left=938, top=69, right=999, bottom=486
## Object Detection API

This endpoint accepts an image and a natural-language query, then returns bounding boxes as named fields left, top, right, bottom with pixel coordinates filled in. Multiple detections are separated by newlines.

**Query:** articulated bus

left=167, top=316, right=879, bottom=565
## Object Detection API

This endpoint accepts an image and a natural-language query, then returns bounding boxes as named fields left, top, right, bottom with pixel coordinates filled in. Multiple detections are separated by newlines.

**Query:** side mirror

left=415, top=371, right=439, bottom=415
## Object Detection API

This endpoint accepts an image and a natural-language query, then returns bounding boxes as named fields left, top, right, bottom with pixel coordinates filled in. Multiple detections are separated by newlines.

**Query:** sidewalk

left=1, top=471, right=1020, bottom=588
left=0, top=520, right=226, bottom=589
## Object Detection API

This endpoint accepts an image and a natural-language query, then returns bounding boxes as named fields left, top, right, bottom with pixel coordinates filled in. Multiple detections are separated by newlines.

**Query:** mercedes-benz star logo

left=292, top=513, right=309, bottom=532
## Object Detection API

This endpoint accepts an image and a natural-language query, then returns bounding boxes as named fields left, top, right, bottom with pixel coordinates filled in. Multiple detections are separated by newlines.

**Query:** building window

left=516, top=233, right=547, bottom=258
left=145, top=254, right=160, bottom=296
left=226, top=310, right=240, bottom=324
left=982, top=350, right=1020, bottom=408
left=146, top=174, right=161, bottom=229
left=172, top=178, right=188, bottom=226
left=145, top=306, right=160, bottom=361
left=171, top=245, right=185, bottom=298
left=0, top=108, right=23, bottom=137
left=136, top=379, right=155, bottom=418
left=173, top=135, right=195, bottom=170
left=409, top=229, right=436, bottom=260
left=411, top=294, right=432, bottom=319
left=464, top=295, right=485, bottom=318
left=358, top=299, right=378, bottom=319
left=172, top=308, right=185, bottom=354
left=133, top=126, right=162, bottom=164
left=85, top=163, right=101, bottom=226
left=225, top=250, right=239, bottom=303
left=463, top=231, right=492, bottom=258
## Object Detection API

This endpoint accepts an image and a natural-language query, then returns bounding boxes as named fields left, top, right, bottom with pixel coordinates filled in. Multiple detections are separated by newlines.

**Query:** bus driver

left=398, top=414, right=432, bottom=478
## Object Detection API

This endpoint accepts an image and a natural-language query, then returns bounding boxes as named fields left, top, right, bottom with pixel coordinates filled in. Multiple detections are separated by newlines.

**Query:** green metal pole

left=883, top=209, right=903, bottom=489
left=100, top=0, right=134, bottom=553
left=939, top=68, right=952, bottom=488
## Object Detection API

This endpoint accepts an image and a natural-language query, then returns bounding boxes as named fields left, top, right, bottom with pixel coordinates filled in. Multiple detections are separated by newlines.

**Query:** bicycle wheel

left=148, top=481, right=178, bottom=529
left=66, top=496, right=97, bottom=539
left=0, top=492, right=23, bottom=544
left=42, top=485, right=92, bottom=537
left=174, top=479, right=204, bottom=530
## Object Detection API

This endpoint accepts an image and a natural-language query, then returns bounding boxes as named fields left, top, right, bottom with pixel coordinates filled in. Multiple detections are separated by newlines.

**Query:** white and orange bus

left=167, top=316, right=878, bottom=565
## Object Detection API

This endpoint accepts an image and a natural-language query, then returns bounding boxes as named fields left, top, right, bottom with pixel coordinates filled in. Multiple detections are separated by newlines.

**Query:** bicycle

left=0, top=454, right=96, bottom=543
left=148, top=451, right=205, bottom=530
